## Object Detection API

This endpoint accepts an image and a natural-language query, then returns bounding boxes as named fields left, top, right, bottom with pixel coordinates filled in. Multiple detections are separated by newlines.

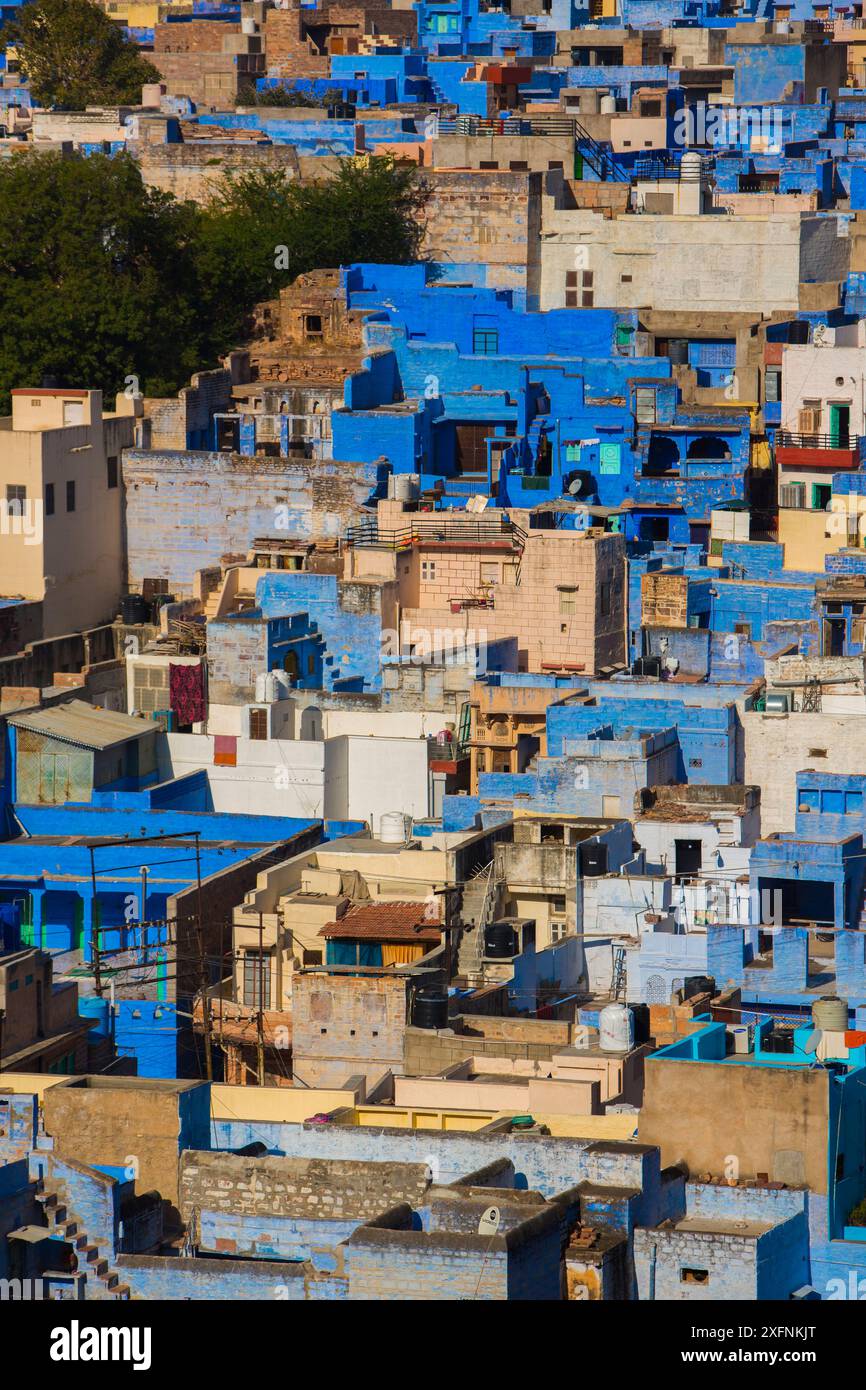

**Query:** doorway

left=829, top=403, right=851, bottom=448
left=674, top=838, right=702, bottom=880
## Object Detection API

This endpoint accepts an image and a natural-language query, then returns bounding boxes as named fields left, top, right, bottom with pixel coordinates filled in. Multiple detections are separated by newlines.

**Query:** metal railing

left=436, top=115, right=578, bottom=137
left=346, top=517, right=521, bottom=549
left=777, top=430, right=861, bottom=451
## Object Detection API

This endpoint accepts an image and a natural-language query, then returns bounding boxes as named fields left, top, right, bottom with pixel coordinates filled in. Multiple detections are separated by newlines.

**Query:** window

left=808, top=748, right=827, bottom=758
left=550, top=921, right=568, bottom=943
left=242, top=951, right=271, bottom=1007
left=43, top=481, right=54, bottom=514
left=107, top=455, right=118, bottom=489
left=480, top=561, right=499, bottom=584
left=599, top=581, right=611, bottom=616
left=779, top=482, right=805, bottom=510
left=305, top=314, right=323, bottom=338
left=66, top=480, right=76, bottom=512
left=473, top=327, right=499, bottom=355
left=681, top=1268, right=709, bottom=1285
left=249, top=707, right=268, bottom=740
left=621, top=274, right=633, bottom=283
left=688, top=758, right=703, bottom=768
left=421, top=560, right=436, bottom=581
left=509, top=160, right=529, bottom=171
left=559, top=588, right=577, bottom=615
left=635, top=387, right=657, bottom=424
left=765, top=368, right=781, bottom=403
left=5, top=484, right=25, bottom=516
left=551, top=896, right=567, bottom=913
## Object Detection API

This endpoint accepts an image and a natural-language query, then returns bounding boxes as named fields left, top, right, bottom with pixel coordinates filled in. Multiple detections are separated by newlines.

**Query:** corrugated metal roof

left=8, top=700, right=153, bottom=751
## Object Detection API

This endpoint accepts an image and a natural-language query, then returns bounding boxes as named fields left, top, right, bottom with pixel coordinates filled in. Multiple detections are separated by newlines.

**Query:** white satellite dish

left=803, top=1028, right=823, bottom=1056
left=477, top=1206, right=501, bottom=1237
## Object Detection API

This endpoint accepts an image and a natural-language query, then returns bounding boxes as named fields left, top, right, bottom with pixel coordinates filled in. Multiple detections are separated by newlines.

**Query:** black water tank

left=683, top=974, right=715, bottom=1001
left=580, top=842, right=608, bottom=877
left=413, top=988, right=449, bottom=1030
left=121, top=594, right=150, bottom=625
left=484, top=920, right=519, bottom=959
left=232, top=1141, right=268, bottom=1157
left=632, top=656, right=662, bottom=678
left=631, top=1002, right=650, bottom=1044
left=667, top=339, right=689, bottom=365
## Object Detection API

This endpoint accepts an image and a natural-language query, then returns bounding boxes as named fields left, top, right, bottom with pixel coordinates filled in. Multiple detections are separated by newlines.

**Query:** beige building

left=0, top=388, right=139, bottom=638
left=348, top=500, right=626, bottom=675
left=539, top=200, right=851, bottom=314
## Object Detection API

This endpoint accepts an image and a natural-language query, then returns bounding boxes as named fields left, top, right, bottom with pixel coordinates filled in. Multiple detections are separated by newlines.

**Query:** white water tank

left=599, top=1003, right=635, bottom=1053
left=812, top=995, right=849, bottom=1032
left=600, top=92, right=616, bottom=115
left=271, top=668, right=292, bottom=699
left=255, top=672, right=281, bottom=703
left=389, top=472, right=420, bottom=502
left=241, top=16, right=257, bottom=33
left=379, top=811, right=410, bottom=843
left=680, top=150, right=703, bottom=182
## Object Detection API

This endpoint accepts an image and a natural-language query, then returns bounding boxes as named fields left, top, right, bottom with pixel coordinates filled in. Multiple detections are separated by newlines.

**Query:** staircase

left=203, top=587, right=223, bottom=620
left=573, top=118, right=630, bottom=183
left=457, top=861, right=498, bottom=985
left=35, top=1179, right=130, bottom=1301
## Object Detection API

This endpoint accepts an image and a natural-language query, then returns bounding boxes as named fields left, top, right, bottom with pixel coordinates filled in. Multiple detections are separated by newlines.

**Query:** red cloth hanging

left=169, top=663, right=205, bottom=726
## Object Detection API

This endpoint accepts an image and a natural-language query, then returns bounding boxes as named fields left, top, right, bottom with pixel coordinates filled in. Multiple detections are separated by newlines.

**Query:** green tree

left=0, top=149, right=428, bottom=411
left=0, top=150, right=204, bottom=410
left=196, top=157, right=428, bottom=350
left=8, top=0, right=161, bottom=108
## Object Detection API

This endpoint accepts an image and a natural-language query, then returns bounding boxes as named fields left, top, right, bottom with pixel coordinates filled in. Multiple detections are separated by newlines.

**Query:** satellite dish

left=477, top=1206, right=501, bottom=1237
left=803, top=1028, right=823, bottom=1056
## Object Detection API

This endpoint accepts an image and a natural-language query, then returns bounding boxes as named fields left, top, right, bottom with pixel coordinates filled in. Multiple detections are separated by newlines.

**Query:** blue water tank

left=79, top=995, right=112, bottom=1040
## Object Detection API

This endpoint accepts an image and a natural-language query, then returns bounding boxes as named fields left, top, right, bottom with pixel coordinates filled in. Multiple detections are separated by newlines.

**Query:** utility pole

left=88, top=844, right=102, bottom=998
left=256, top=910, right=266, bottom=1088
left=194, top=833, right=213, bottom=1082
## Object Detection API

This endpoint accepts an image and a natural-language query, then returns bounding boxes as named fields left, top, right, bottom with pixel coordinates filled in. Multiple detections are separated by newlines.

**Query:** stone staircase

left=35, top=1179, right=130, bottom=1301
left=456, top=861, right=497, bottom=984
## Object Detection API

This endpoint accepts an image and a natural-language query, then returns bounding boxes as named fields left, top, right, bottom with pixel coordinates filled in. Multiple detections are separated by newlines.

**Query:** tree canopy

left=0, top=149, right=428, bottom=411
left=7, top=0, right=161, bottom=108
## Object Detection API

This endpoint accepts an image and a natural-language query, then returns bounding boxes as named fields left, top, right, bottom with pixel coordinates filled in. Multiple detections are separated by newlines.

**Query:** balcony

left=776, top=430, right=862, bottom=469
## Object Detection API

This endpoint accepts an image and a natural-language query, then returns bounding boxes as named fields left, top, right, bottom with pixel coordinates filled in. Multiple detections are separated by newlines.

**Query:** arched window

left=686, top=435, right=731, bottom=464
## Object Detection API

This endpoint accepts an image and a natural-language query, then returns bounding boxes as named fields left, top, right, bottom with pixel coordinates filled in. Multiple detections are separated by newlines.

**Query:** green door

left=829, top=403, right=850, bottom=448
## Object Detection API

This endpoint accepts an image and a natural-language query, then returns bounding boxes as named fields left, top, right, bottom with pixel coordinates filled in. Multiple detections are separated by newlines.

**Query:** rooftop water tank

left=600, top=93, right=616, bottom=115
left=680, top=151, right=703, bottom=182
left=389, top=472, right=420, bottom=502
left=484, top=919, right=520, bottom=959
left=271, top=668, right=293, bottom=699
left=599, top=1003, right=634, bottom=1053
left=412, top=988, right=449, bottom=1030
left=813, top=995, right=849, bottom=1032
left=379, top=811, right=410, bottom=844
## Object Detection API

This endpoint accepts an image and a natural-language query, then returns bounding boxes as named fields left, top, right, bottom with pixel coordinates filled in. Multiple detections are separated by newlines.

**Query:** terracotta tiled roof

left=319, top=901, right=441, bottom=942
